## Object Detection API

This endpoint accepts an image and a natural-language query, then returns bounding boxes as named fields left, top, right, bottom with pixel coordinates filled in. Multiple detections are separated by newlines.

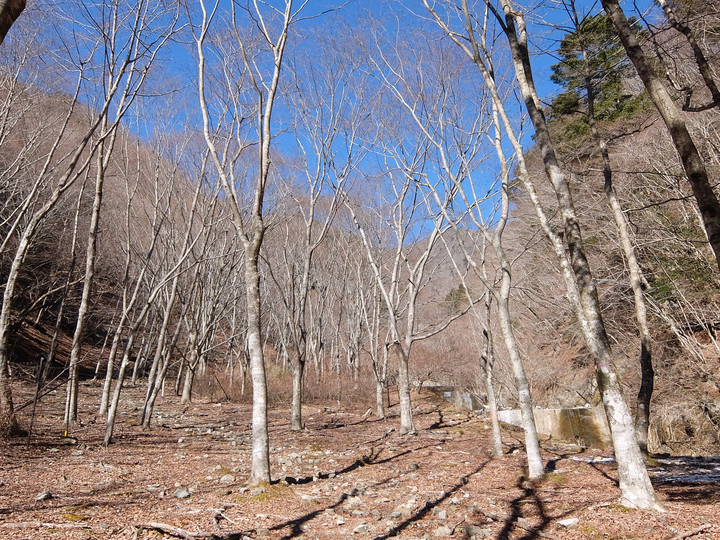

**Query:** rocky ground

left=0, top=382, right=718, bottom=539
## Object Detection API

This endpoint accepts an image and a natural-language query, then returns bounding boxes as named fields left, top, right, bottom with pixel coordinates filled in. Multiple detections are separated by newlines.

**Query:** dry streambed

left=0, top=384, right=718, bottom=539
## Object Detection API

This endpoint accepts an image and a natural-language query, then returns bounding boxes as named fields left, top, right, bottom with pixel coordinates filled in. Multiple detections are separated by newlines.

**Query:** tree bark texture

left=393, top=342, right=415, bottom=435
left=246, top=255, right=271, bottom=484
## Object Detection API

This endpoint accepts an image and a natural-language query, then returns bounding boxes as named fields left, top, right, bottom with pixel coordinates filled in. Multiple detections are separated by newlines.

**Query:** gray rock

left=434, top=525, right=453, bottom=537
left=557, top=517, right=579, bottom=527
left=256, top=527, right=270, bottom=537
left=219, top=474, right=235, bottom=484
left=436, top=509, right=448, bottom=520
left=464, top=524, right=492, bottom=538
left=172, top=487, right=191, bottom=499
left=353, top=523, right=370, bottom=534
left=35, top=490, right=52, bottom=501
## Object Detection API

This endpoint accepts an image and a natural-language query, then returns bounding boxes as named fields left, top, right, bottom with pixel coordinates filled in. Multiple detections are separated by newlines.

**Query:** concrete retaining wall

left=497, top=406, right=612, bottom=449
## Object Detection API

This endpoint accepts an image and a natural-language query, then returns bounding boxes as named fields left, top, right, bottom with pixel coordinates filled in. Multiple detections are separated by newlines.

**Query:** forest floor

left=0, top=382, right=719, bottom=540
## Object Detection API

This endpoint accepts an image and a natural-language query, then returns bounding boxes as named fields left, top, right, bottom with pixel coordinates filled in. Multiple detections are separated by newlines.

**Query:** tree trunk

left=575, top=6, right=655, bottom=456
left=142, top=316, right=183, bottom=428
left=104, top=335, right=136, bottom=446
left=246, top=255, right=271, bottom=484
left=393, top=342, right=415, bottom=435
left=290, top=356, right=305, bottom=431
left=496, top=294, right=543, bottom=476
left=498, top=1, right=658, bottom=508
left=481, top=318, right=503, bottom=456
left=0, top=0, right=24, bottom=44
left=180, top=357, right=196, bottom=405
left=100, top=322, right=125, bottom=415
left=0, top=355, right=19, bottom=436
left=602, top=0, right=720, bottom=271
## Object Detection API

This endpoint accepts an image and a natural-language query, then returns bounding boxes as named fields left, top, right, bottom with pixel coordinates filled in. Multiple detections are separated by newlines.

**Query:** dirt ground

left=0, top=382, right=718, bottom=539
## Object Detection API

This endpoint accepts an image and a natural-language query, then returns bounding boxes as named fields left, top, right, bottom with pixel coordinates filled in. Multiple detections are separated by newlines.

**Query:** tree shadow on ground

left=273, top=442, right=431, bottom=486
left=270, top=478, right=397, bottom=540
left=371, top=461, right=491, bottom=540
left=495, top=476, right=552, bottom=540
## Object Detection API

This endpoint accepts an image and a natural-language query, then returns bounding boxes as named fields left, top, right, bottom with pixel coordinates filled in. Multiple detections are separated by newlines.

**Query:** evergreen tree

left=550, top=13, right=646, bottom=131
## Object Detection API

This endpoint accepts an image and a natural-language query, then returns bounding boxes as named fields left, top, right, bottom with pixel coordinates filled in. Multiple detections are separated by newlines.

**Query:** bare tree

left=192, top=0, right=301, bottom=484
left=262, top=34, right=362, bottom=429
left=494, top=0, right=658, bottom=508
left=65, top=0, right=179, bottom=425
left=423, top=0, right=658, bottom=507
left=554, top=0, right=655, bottom=455
left=340, top=153, right=454, bottom=434
left=421, top=0, right=544, bottom=476
left=0, top=0, right=173, bottom=436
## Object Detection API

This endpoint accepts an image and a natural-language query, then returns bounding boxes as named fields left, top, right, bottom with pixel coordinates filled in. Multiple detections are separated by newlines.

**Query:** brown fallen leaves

left=0, top=382, right=718, bottom=539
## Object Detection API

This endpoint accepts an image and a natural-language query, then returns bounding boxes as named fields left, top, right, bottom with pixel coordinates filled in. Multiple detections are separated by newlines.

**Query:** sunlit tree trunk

left=496, top=0, right=658, bottom=508
left=563, top=0, right=655, bottom=456
left=194, top=0, right=297, bottom=484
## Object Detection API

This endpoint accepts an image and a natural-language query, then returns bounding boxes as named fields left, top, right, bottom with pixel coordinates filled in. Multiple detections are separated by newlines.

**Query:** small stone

left=219, top=474, right=235, bottom=484
left=71, top=450, right=83, bottom=456
left=35, top=490, right=52, bottom=501
left=434, top=525, right=452, bottom=537
left=464, top=524, right=491, bottom=538
left=256, top=527, right=270, bottom=537
left=557, top=518, right=579, bottom=527
left=436, top=509, right=448, bottom=520
left=353, top=523, right=370, bottom=534
left=336, top=517, right=345, bottom=526
left=172, top=487, right=191, bottom=499
left=250, top=486, right=266, bottom=497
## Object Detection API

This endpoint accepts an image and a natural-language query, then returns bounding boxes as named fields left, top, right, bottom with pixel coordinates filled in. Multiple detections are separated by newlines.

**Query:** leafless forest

left=1, top=0, right=720, bottom=531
